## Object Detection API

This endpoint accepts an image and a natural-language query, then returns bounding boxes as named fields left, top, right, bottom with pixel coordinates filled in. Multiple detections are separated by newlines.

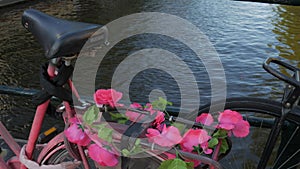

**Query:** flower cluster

left=64, top=89, right=250, bottom=168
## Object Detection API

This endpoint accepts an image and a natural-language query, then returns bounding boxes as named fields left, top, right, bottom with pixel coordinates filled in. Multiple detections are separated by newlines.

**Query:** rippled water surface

left=0, top=0, right=300, bottom=162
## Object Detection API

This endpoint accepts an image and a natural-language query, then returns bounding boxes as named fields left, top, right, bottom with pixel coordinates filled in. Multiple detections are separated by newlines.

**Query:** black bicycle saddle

left=22, top=9, right=101, bottom=59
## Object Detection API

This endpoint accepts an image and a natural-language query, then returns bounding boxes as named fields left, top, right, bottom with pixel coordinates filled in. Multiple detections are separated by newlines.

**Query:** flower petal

left=153, top=111, right=165, bottom=128
left=218, top=123, right=235, bottom=130
left=218, top=110, right=243, bottom=131
left=146, top=128, right=161, bottom=142
left=88, top=144, right=118, bottom=167
left=94, top=89, right=123, bottom=107
left=130, top=102, right=142, bottom=109
left=232, top=120, right=250, bottom=137
left=64, top=123, right=90, bottom=146
left=125, top=111, right=145, bottom=122
left=180, top=129, right=210, bottom=152
left=196, top=113, right=214, bottom=126
left=146, top=125, right=182, bottom=147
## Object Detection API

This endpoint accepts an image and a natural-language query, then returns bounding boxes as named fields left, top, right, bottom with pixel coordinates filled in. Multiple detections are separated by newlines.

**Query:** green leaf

left=121, top=149, right=130, bottom=157
left=213, top=129, right=228, bottom=138
left=208, top=137, right=219, bottom=148
left=158, top=159, right=173, bottom=169
left=92, top=124, right=106, bottom=130
left=185, top=162, right=194, bottom=169
left=219, top=139, right=229, bottom=154
left=151, top=97, right=172, bottom=111
left=170, top=159, right=187, bottom=169
left=109, top=112, right=128, bottom=124
left=109, top=112, right=127, bottom=119
left=186, top=162, right=194, bottom=169
left=171, top=122, right=186, bottom=133
left=158, top=159, right=190, bottom=169
left=98, top=127, right=113, bottom=143
left=83, top=105, right=99, bottom=125
left=135, top=138, right=141, bottom=146
left=117, top=119, right=128, bottom=124
left=130, top=146, right=143, bottom=155
left=130, top=139, right=144, bottom=155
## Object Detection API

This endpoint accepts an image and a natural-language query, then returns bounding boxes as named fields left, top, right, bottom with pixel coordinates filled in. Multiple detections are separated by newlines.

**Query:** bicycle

left=0, top=9, right=222, bottom=169
left=185, top=57, right=300, bottom=169
left=0, top=8, right=299, bottom=169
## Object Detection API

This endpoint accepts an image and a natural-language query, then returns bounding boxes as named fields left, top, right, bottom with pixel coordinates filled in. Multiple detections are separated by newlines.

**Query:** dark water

left=0, top=0, right=300, bottom=161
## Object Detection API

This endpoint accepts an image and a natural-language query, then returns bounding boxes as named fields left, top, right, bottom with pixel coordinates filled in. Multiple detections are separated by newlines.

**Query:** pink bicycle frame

left=0, top=61, right=90, bottom=169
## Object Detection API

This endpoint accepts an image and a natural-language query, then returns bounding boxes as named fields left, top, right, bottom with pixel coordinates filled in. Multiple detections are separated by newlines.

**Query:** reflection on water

left=0, top=0, right=299, bottom=167
left=272, top=6, right=300, bottom=62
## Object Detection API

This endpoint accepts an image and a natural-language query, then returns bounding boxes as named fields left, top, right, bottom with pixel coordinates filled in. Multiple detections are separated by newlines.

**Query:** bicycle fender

left=37, top=132, right=64, bottom=164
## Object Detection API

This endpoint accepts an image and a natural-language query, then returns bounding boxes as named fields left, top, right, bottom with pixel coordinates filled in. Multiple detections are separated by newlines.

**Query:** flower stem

left=210, top=139, right=222, bottom=169
left=212, top=139, right=222, bottom=161
left=175, top=148, right=179, bottom=158
left=195, top=145, right=202, bottom=155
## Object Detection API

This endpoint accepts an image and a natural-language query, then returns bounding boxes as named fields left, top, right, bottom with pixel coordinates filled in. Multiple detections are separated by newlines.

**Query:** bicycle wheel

left=42, top=148, right=88, bottom=169
left=190, top=97, right=300, bottom=169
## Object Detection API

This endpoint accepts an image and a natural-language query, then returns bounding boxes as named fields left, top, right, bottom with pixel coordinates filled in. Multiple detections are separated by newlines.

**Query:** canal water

left=0, top=0, right=299, bottom=167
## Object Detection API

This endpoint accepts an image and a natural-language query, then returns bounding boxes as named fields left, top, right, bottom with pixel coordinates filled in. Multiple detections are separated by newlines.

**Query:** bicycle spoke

left=273, top=126, right=299, bottom=167
left=277, top=148, right=300, bottom=169
left=287, top=162, right=300, bottom=169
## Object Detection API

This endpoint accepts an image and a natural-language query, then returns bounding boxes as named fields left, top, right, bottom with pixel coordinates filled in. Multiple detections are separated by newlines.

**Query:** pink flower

left=144, top=103, right=154, bottom=113
left=217, top=110, right=250, bottom=138
left=131, top=102, right=143, bottom=109
left=146, top=124, right=182, bottom=147
left=94, top=89, right=123, bottom=107
left=146, top=103, right=165, bottom=128
left=88, top=144, right=119, bottom=167
left=125, top=111, right=144, bottom=122
left=164, top=153, right=176, bottom=160
left=125, top=103, right=165, bottom=128
left=200, top=142, right=213, bottom=154
left=125, top=103, right=145, bottom=122
left=232, top=119, right=250, bottom=137
left=64, top=118, right=91, bottom=146
left=196, top=113, right=214, bottom=126
left=145, top=128, right=160, bottom=141
left=218, top=110, right=242, bottom=130
left=180, top=129, right=211, bottom=154
left=153, top=111, right=165, bottom=128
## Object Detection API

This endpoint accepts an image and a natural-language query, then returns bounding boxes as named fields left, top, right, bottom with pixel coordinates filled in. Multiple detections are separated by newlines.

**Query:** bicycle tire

left=192, top=97, right=300, bottom=169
